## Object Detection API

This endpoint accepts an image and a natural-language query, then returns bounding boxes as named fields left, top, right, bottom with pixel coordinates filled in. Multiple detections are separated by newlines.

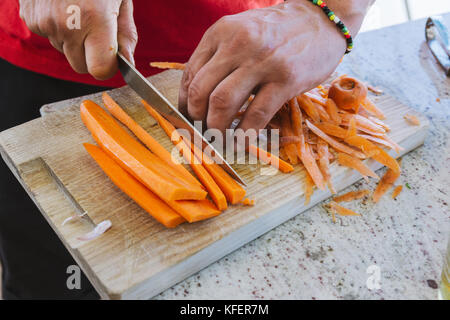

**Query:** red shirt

left=0, top=0, right=281, bottom=88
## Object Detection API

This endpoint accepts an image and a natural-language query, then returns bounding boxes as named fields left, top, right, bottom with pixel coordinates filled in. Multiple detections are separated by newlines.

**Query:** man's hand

left=179, top=0, right=371, bottom=135
left=19, top=0, right=137, bottom=80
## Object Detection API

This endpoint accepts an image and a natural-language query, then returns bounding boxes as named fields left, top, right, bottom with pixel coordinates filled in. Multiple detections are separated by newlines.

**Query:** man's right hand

left=19, top=0, right=138, bottom=80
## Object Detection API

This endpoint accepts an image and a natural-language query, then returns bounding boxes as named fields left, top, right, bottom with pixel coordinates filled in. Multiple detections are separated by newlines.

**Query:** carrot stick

left=248, top=145, right=294, bottom=173
left=101, top=92, right=203, bottom=189
left=297, top=94, right=320, bottom=123
left=333, top=190, right=370, bottom=203
left=317, top=139, right=335, bottom=194
left=150, top=62, right=186, bottom=70
left=360, top=98, right=386, bottom=120
left=142, top=100, right=246, bottom=205
left=337, top=152, right=379, bottom=182
left=306, top=120, right=366, bottom=159
left=372, top=167, right=401, bottom=202
left=299, top=135, right=326, bottom=190
left=392, top=185, right=403, bottom=199
left=344, top=135, right=400, bottom=174
left=279, top=108, right=298, bottom=164
left=325, top=99, right=341, bottom=125
left=80, top=100, right=207, bottom=202
left=84, top=143, right=185, bottom=228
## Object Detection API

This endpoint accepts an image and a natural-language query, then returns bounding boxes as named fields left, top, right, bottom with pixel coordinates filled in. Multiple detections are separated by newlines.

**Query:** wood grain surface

left=0, top=69, right=429, bottom=299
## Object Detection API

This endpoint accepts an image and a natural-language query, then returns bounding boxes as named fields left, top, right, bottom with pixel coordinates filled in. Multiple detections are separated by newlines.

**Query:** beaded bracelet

left=307, top=0, right=354, bottom=54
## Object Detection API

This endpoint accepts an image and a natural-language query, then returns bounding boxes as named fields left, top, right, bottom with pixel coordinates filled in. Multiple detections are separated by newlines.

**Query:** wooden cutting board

left=0, top=69, right=429, bottom=299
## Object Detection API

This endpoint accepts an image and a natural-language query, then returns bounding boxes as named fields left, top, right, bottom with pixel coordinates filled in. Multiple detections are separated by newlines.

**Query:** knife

left=425, top=16, right=450, bottom=76
left=117, top=53, right=246, bottom=185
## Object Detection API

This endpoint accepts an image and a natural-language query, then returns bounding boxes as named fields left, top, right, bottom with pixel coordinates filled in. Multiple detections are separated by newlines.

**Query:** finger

left=185, top=55, right=236, bottom=122
left=178, top=32, right=217, bottom=117
left=84, top=16, right=118, bottom=80
left=48, top=37, right=63, bottom=53
left=206, top=68, right=259, bottom=133
left=63, top=40, right=88, bottom=74
left=237, top=83, right=289, bottom=138
left=117, top=0, right=138, bottom=65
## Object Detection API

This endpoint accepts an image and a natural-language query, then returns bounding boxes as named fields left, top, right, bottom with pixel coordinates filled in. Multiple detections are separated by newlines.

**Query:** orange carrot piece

left=241, top=198, right=255, bottom=206
left=333, top=190, right=370, bottom=203
left=150, top=62, right=185, bottom=70
left=325, top=98, right=341, bottom=125
left=299, top=135, right=326, bottom=190
left=306, top=120, right=366, bottom=159
left=143, top=100, right=246, bottom=205
left=101, top=92, right=203, bottom=189
left=327, top=201, right=361, bottom=216
left=80, top=100, right=207, bottom=202
left=280, top=136, right=302, bottom=147
left=315, top=122, right=347, bottom=139
left=304, top=91, right=327, bottom=106
left=317, top=139, right=335, bottom=194
left=344, top=135, right=400, bottom=173
left=248, top=145, right=294, bottom=173
left=314, top=102, right=331, bottom=122
left=304, top=172, right=314, bottom=205
left=360, top=98, right=386, bottom=120
left=297, top=94, right=320, bottom=123
left=372, top=167, right=401, bottom=203
left=392, top=185, right=403, bottom=199
left=404, top=114, right=420, bottom=126
left=280, top=108, right=299, bottom=164
left=359, top=134, right=404, bottom=154
left=340, top=113, right=386, bottom=135
left=84, top=143, right=185, bottom=228
left=346, top=116, right=357, bottom=138
left=369, top=117, right=390, bottom=132
left=337, top=152, right=379, bottom=182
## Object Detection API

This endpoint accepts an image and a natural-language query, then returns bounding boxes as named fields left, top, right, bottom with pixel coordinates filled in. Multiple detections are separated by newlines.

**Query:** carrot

left=304, top=172, right=314, bottom=205
left=369, top=117, right=390, bottom=132
left=346, top=116, right=357, bottom=138
left=304, top=92, right=327, bottom=106
left=280, top=136, right=301, bottom=147
left=280, top=107, right=299, bottom=164
left=313, top=102, right=331, bottom=122
left=359, top=134, right=404, bottom=154
left=248, top=145, right=294, bottom=173
left=80, top=100, right=207, bottom=202
left=297, top=94, right=320, bottom=123
left=404, top=114, right=420, bottom=126
left=337, top=152, right=379, bottom=182
left=150, top=62, right=186, bottom=70
left=372, top=167, right=401, bottom=202
left=315, top=122, right=347, bottom=139
left=317, top=139, right=335, bottom=194
left=344, top=135, right=400, bottom=173
left=167, top=198, right=221, bottom=223
left=392, top=185, right=403, bottom=199
left=327, top=201, right=360, bottom=216
left=241, top=198, right=255, bottom=206
left=360, top=98, right=386, bottom=120
left=143, top=100, right=246, bottom=204
left=325, top=98, right=341, bottom=124
left=340, top=113, right=386, bottom=135
left=333, top=190, right=370, bottom=203
left=101, top=92, right=203, bottom=189
left=306, top=120, right=366, bottom=159
left=299, top=135, right=326, bottom=190
left=84, top=143, right=185, bottom=228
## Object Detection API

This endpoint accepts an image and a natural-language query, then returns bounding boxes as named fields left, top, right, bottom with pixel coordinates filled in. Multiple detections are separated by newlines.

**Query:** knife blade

left=117, top=53, right=246, bottom=185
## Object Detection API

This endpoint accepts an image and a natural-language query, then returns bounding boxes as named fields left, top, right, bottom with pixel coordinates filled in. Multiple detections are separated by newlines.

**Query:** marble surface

left=155, top=16, right=450, bottom=300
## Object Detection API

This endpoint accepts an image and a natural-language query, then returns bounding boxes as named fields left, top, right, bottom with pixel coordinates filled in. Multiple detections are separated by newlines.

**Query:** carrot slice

left=280, top=108, right=299, bottom=164
left=306, top=120, right=366, bottom=159
left=325, top=98, right=341, bottom=125
left=327, top=201, right=360, bottom=216
left=360, top=98, right=386, bottom=120
left=333, top=190, right=370, bottom=203
left=297, top=94, right=320, bottom=123
left=315, top=122, right=347, bottom=139
left=392, top=185, right=403, bottom=199
left=346, top=116, right=357, bottom=138
left=337, top=152, right=379, bottom=182
left=80, top=100, right=207, bottom=202
left=314, top=102, right=331, bottom=122
left=404, top=114, right=420, bottom=126
left=344, top=135, right=400, bottom=173
left=143, top=100, right=246, bottom=205
left=299, top=135, right=326, bottom=190
left=150, top=62, right=186, bottom=70
left=372, top=167, right=401, bottom=202
left=340, top=113, right=386, bottom=135
left=248, top=145, right=294, bottom=173
left=359, top=134, right=404, bottom=154
left=317, top=139, right=335, bottom=194
left=84, top=143, right=185, bottom=228
left=304, top=91, right=327, bottom=106
left=304, top=172, right=314, bottom=205
left=101, top=92, right=203, bottom=189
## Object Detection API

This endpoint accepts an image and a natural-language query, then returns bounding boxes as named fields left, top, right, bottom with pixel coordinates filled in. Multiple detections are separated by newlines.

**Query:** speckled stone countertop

left=156, top=16, right=450, bottom=300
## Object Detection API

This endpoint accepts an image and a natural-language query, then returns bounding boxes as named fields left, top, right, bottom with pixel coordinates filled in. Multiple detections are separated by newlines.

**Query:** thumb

left=117, top=0, right=138, bottom=65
